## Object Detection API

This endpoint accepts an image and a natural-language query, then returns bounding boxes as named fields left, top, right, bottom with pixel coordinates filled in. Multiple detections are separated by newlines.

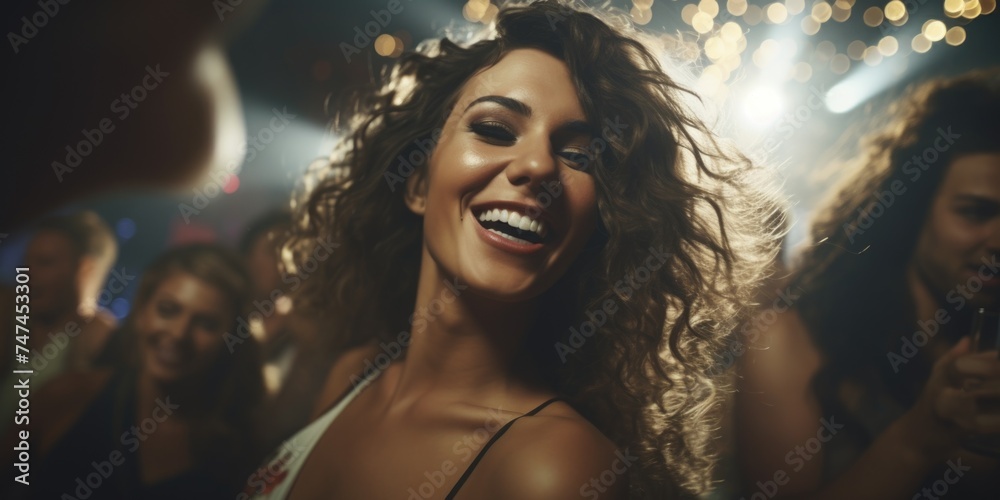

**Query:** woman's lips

left=472, top=213, right=546, bottom=255
left=150, top=342, right=187, bottom=368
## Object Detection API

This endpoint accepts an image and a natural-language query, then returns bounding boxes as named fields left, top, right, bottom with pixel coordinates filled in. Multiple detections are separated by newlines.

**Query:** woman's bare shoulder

left=738, top=306, right=823, bottom=391
left=486, top=401, right=628, bottom=500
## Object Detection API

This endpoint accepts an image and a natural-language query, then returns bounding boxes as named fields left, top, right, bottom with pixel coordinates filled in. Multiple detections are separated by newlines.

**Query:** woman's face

left=410, top=48, right=599, bottom=301
left=136, top=271, right=233, bottom=383
left=912, top=153, right=1000, bottom=308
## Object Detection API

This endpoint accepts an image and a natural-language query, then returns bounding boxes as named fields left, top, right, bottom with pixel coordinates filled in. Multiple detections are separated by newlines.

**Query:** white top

left=242, top=368, right=380, bottom=499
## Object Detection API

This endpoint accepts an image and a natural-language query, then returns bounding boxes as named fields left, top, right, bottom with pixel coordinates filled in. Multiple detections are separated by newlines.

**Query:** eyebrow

left=464, top=95, right=596, bottom=136
left=465, top=95, right=532, bottom=116
left=953, top=194, right=1000, bottom=204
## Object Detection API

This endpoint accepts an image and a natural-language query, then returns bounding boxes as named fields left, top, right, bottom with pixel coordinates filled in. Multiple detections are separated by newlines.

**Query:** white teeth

left=476, top=207, right=549, bottom=239
left=488, top=228, right=531, bottom=245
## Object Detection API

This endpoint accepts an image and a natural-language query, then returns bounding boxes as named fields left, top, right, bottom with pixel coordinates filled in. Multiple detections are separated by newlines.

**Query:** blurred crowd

left=1, top=209, right=332, bottom=499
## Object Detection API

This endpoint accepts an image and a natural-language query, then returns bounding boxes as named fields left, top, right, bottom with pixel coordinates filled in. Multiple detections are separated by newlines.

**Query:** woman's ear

left=404, top=169, right=428, bottom=216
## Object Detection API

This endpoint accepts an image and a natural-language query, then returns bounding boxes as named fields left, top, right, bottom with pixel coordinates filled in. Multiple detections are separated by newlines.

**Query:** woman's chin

left=461, top=275, right=549, bottom=304
left=142, top=357, right=189, bottom=385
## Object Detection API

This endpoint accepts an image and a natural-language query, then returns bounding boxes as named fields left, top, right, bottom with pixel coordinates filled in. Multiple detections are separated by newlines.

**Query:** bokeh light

left=111, top=298, right=130, bottom=319
left=767, top=3, right=788, bottom=23
left=812, top=2, right=833, bottom=22
left=682, top=4, right=699, bottom=24
left=801, top=15, right=821, bottom=34
left=923, top=20, right=947, bottom=42
left=728, top=0, right=749, bottom=15
left=693, top=11, right=714, bottom=32
left=911, top=33, right=932, bottom=53
left=700, top=0, right=721, bottom=17
left=115, top=218, right=136, bottom=240
left=830, top=53, right=850, bottom=73
left=878, top=36, right=899, bottom=56
left=884, top=1, right=905, bottom=21
left=786, top=0, right=805, bottom=15
left=223, top=173, right=240, bottom=194
left=847, top=40, right=867, bottom=60
left=863, top=6, right=883, bottom=26
left=945, top=26, right=967, bottom=45
left=631, top=6, right=653, bottom=24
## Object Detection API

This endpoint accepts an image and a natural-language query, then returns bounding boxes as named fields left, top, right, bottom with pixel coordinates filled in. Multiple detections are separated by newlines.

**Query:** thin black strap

left=444, top=397, right=563, bottom=500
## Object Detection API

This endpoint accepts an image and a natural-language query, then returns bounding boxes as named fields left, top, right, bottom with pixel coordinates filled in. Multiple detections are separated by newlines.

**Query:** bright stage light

left=742, top=86, right=786, bottom=125
left=826, top=84, right=852, bottom=113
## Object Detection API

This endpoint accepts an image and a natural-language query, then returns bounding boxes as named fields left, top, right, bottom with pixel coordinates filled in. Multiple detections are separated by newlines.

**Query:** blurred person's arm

left=67, top=310, right=118, bottom=371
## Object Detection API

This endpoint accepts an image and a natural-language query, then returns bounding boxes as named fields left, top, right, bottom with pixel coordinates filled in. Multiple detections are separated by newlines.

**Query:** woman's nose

left=504, top=135, right=559, bottom=189
left=165, top=318, right=192, bottom=341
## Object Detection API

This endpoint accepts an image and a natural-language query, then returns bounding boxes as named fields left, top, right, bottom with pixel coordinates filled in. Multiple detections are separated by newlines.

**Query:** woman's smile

left=470, top=200, right=556, bottom=255
left=408, top=47, right=599, bottom=300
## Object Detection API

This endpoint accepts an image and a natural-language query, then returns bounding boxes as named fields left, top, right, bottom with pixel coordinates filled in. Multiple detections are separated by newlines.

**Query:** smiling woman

left=18, top=244, right=265, bottom=500
left=735, top=69, right=1000, bottom=498
left=267, top=1, right=780, bottom=499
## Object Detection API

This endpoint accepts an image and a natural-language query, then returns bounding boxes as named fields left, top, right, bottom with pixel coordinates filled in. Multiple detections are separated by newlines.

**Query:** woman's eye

left=957, top=205, right=997, bottom=221
left=469, top=121, right=516, bottom=142
left=559, top=150, right=595, bottom=171
left=157, top=301, right=179, bottom=317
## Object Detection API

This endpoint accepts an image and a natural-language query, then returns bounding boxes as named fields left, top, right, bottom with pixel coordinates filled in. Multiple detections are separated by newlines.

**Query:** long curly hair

left=285, top=1, right=778, bottom=496
left=788, top=69, right=1000, bottom=445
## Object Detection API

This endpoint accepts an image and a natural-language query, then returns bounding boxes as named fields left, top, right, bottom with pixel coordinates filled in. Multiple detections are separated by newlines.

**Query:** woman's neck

left=383, top=255, right=547, bottom=412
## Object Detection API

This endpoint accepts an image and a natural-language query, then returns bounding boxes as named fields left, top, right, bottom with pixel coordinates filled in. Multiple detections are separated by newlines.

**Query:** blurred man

left=5, top=212, right=120, bottom=381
